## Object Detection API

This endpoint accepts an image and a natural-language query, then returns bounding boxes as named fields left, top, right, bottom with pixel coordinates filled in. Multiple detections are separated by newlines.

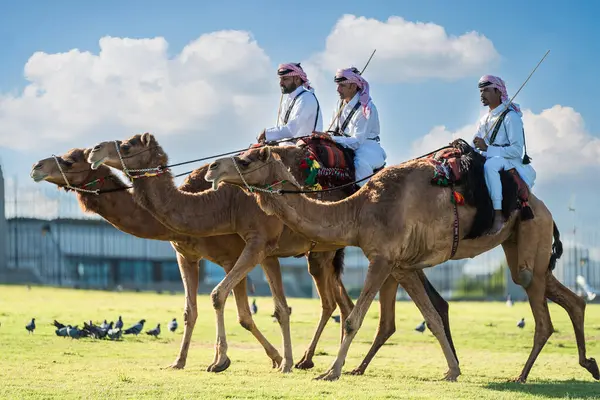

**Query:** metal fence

left=2, top=181, right=599, bottom=301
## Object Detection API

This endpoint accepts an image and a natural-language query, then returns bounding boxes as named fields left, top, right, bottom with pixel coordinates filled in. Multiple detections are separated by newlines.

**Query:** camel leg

left=350, top=275, right=399, bottom=375
left=315, top=256, right=393, bottom=381
left=260, top=256, right=294, bottom=373
left=207, top=238, right=269, bottom=373
left=333, top=271, right=355, bottom=343
left=295, top=251, right=338, bottom=370
left=231, top=266, right=283, bottom=369
left=545, top=273, right=599, bottom=380
left=166, top=253, right=199, bottom=369
left=401, top=271, right=461, bottom=381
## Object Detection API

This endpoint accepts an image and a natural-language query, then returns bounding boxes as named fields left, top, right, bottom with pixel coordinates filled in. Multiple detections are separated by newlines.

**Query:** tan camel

left=87, top=133, right=463, bottom=379
left=204, top=144, right=599, bottom=383
left=29, top=147, right=352, bottom=373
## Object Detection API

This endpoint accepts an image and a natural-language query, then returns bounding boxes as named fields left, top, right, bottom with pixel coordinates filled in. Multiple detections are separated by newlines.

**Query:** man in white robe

left=316, top=67, right=386, bottom=187
left=472, top=74, right=536, bottom=234
left=257, top=63, right=323, bottom=145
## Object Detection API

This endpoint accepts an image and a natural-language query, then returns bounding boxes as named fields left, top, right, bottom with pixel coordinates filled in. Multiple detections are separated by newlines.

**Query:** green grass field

left=0, top=285, right=598, bottom=399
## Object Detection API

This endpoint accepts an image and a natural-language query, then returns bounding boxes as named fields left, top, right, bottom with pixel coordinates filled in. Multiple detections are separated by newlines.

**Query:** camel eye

left=121, top=143, right=131, bottom=152
left=62, top=159, right=74, bottom=168
left=237, top=157, right=251, bottom=168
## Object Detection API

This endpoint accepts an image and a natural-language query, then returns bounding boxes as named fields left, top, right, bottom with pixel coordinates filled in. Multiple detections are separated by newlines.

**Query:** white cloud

left=410, top=105, right=600, bottom=183
left=305, top=14, right=499, bottom=84
left=0, top=14, right=503, bottom=175
left=0, top=30, right=276, bottom=154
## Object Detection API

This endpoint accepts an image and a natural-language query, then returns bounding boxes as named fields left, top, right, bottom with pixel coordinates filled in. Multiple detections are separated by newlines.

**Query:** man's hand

left=473, top=137, right=488, bottom=151
left=256, top=129, right=266, bottom=143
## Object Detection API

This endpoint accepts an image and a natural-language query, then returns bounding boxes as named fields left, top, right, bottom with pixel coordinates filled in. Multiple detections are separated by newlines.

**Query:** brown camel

left=86, top=133, right=462, bottom=379
left=204, top=144, right=599, bottom=383
left=29, top=147, right=352, bottom=373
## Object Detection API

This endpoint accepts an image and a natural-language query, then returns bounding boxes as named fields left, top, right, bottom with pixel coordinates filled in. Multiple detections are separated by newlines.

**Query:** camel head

left=205, top=146, right=300, bottom=191
left=30, top=148, right=102, bottom=188
left=87, top=133, right=167, bottom=174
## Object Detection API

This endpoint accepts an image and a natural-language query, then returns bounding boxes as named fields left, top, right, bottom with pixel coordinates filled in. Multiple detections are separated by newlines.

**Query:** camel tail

left=333, top=248, right=345, bottom=278
left=549, top=221, right=563, bottom=271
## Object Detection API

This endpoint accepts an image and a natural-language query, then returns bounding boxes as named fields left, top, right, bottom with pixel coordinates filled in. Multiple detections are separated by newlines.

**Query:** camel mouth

left=89, top=156, right=107, bottom=170
left=204, top=171, right=221, bottom=190
left=30, top=170, right=48, bottom=183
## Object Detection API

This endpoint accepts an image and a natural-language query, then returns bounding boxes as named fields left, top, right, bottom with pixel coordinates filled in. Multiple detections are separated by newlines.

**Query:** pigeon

left=124, top=319, right=146, bottom=335
left=107, top=327, right=122, bottom=340
left=251, top=299, right=258, bottom=315
left=115, top=316, right=123, bottom=330
left=26, top=318, right=36, bottom=334
left=100, top=320, right=110, bottom=330
left=67, top=326, right=83, bottom=339
left=146, top=323, right=161, bottom=337
left=168, top=318, right=178, bottom=333
left=517, top=318, right=525, bottom=329
left=415, top=321, right=426, bottom=333
left=331, top=315, right=341, bottom=323
left=55, top=326, right=70, bottom=337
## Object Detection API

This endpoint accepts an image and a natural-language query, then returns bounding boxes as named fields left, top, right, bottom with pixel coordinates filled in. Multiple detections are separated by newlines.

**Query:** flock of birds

left=24, top=316, right=178, bottom=340
left=22, top=295, right=527, bottom=340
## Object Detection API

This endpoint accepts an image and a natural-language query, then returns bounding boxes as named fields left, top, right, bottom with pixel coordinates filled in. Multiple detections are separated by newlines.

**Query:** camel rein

left=58, top=136, right=313, bottom=195
left=233, top=143, right=454, bottom=196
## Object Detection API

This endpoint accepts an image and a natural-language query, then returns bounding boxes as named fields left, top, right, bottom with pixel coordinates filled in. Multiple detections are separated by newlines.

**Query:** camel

left=203, top=143, right=599, bottom=383
left=29, top=147, right=352, bottom=373
left=86, top=133, right=462, bottom=379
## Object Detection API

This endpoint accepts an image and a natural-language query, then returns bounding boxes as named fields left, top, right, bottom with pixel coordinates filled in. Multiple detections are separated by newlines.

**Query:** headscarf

left=334, top=67, right=371, bottom=118
left=478, top=75, right=522, bottom=115
left=277, top=63, right=312, bottom=90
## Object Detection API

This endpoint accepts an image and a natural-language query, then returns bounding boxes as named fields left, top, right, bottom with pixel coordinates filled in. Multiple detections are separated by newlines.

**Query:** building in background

left=1, top=165, right=598, bottom=301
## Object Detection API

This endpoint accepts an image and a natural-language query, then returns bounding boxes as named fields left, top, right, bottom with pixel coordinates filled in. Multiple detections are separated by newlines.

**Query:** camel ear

left=258, top=146, right=271, bottom=162
left=140, top=132, right=155, bottom=147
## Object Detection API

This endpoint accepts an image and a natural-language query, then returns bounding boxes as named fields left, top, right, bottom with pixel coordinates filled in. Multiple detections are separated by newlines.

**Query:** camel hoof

left=294, top=359, right=315, bottom=370
left=272, top=356, right=283, bottom=369
left=518, top=269, right=533, bottom=288
left=163, top=363, right=185, bottom=370
left=350, top=368, right=365, bottom=376
left=508, top=376, right=526, bottom=383
left=279, top=360, right=294, bottom=374
left=314, top=370, right=340, bottom=381
left=443, top=370, right=460, bottom=382
left=583, top=357, right=599, bottom=380
left=207, top=356, right=231, bottom=373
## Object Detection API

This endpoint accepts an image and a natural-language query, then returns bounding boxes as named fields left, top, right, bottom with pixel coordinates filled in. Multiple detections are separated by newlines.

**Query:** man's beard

left=281, top=84, right=294, bottom=94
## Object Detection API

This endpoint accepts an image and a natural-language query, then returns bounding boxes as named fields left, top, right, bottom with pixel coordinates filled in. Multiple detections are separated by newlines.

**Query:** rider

left=257, top=62, right=323, bottom=145
left=472, top=74, right=536, bottom=234
left=314, top=67, right=386, bottom=187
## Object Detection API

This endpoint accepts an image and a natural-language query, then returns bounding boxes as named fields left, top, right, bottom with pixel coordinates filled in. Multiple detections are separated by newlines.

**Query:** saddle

left=296, top=137, right=355, bottom=190
left=426, top=139, right=534, bottom=238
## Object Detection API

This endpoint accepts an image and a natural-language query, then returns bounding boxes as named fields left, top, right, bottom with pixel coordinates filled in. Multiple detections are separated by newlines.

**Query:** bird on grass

left=251, top=299, right=258, bottom=315
left=331, top=315, right=341, bottom=323
left=517, top=318, right=525, bottom=329
left=168, top=318, right=178, bottom=333
left=415, top=321, right=426, bottom=333
left=124, top=319, right=146, bottom=335
left=146, top=323, right=161, bottom=337
left=26, top=318, right=36, bottom=334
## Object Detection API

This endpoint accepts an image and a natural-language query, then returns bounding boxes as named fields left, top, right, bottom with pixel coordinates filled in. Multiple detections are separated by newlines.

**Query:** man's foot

left=487, top=211, right=505, bottom=235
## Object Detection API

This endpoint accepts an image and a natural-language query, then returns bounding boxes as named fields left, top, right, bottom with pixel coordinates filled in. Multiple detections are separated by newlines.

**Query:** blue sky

left=0, top=0, right=599, bottom=246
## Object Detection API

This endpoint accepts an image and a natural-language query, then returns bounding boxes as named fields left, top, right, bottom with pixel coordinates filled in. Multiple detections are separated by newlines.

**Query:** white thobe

left=264, top=85, right=323, bottom=145
left=329, top=93, right=387, bottom=187
left=472, top=102, right=536, bottom=210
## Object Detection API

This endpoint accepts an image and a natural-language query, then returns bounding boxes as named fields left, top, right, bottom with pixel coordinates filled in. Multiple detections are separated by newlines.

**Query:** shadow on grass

left=485, top=379, right=598, bottom=399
